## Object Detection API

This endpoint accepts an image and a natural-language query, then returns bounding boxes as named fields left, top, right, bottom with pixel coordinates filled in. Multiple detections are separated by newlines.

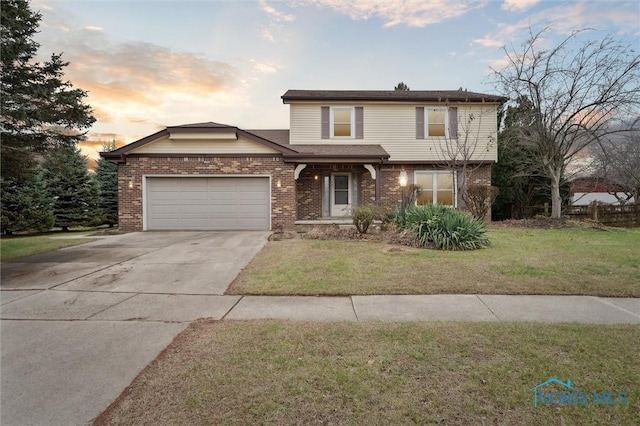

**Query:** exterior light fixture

left=128, top=180, right=133, bottom=189
left=277, top=180, right=281, bottom=188
left=399, top=169, right=408, bottom=187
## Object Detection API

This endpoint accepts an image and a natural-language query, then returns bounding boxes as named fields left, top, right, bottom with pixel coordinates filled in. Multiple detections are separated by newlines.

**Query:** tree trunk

left=61, top=225, right=69, bottom=232
left=550, top=173, right=562, bottom=219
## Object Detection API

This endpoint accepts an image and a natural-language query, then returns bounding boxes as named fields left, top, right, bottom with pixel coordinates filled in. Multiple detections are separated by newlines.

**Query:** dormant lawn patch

left=228, top=227, right=640, bottom=297
left=95, top=320, right=639, bottom=426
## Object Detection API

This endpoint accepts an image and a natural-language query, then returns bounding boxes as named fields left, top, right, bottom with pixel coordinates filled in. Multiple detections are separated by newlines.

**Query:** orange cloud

left=66, top=40, right=240, bottom=108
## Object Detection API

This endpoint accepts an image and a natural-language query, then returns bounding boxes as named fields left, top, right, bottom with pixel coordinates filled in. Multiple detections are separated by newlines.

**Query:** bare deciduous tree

left=435, top=106, right=497, bottom=211
left=492, top=27, right=640, bottom=218
left=594, top=131, right=640, bottom=204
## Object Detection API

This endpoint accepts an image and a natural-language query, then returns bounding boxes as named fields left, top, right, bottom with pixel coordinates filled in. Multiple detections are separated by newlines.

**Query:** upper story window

left=321, top=106, right=363, bottom=140
left=426, top=107, right=447, bottom=137
left=416, top=106, right=457, bottom=139
left=331, top=107, right=354, bottom=138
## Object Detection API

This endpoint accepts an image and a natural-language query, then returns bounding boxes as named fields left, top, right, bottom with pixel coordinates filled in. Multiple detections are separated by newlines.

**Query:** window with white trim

left=425, top=107, right=448, bottom=138
left=331, top=107, right=354, bottom=138
left=414, top=171, right=455, bottom=206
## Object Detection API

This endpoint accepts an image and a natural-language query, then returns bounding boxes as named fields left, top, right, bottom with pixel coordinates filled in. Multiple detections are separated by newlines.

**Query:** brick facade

left=117, top=156, right=296, bottom=231
left=294, top=163, right=493, bottom=220
left=118, top=155, right=493, bottom=231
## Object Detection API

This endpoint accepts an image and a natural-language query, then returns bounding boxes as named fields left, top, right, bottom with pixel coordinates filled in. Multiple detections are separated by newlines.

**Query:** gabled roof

left=282, top=89, right=507, bottom=104
left=101, top=123, right=298, bottom=161
left=100, top=124, right=389, bottom=163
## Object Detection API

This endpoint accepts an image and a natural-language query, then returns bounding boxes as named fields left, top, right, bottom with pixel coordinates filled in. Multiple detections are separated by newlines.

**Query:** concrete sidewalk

left=222, top=294, right=640, bottom=324
left=3, top=292, right=639, bottom=324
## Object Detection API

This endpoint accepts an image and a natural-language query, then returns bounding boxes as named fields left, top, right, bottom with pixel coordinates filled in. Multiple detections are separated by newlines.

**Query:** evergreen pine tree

left=43, top=145, right=101, bottom=231
left=1, top=0, right=95, bottom=232
left=1, top=171, right=54, bottom=234
left=1, top=0, right=95, bottom=180
left=95, top=142, right=119, bottom=227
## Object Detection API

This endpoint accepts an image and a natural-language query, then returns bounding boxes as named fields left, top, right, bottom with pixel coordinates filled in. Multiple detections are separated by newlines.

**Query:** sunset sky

left=31, top=0, right=639, bottom=167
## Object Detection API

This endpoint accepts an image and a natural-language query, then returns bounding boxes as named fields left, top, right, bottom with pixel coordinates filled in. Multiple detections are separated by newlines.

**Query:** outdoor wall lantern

left=399, top=169, right=408, bottom=226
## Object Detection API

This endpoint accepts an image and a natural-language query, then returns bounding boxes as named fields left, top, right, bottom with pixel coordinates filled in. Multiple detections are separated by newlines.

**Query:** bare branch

left=492, top=27, right=640, bottom=218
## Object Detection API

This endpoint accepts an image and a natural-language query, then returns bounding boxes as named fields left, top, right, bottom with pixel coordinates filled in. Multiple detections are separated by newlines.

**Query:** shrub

left=406, top=204, right=490, bottom=250
left=465, top=184, right=499, bottom=220
left=352, top=205, right=376, bottom=234
left=383, top=204, right=490, bottom=250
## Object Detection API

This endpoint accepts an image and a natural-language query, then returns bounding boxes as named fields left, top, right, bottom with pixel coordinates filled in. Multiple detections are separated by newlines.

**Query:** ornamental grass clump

left=402, top=204, right=490, bottom=250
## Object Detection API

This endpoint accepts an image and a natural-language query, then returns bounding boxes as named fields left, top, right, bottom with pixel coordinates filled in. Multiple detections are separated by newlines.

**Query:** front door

left=331, top=173, right=351, bottom=216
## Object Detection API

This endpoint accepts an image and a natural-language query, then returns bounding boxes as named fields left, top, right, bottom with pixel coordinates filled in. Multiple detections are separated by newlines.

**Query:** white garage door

left=146, top=177, right=270, bottom=230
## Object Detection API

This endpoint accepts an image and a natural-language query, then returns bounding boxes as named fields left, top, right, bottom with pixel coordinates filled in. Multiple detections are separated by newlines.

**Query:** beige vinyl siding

left=129, top=135, right=279, bottom=155
left=289, top=102, right=498, bottom=162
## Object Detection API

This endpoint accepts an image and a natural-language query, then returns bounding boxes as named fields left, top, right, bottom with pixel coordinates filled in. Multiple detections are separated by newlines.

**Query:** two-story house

left=102, top=90, right=506, bottom=231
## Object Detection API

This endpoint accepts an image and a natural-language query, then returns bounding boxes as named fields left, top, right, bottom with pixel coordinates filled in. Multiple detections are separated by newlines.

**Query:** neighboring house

left=102, top=90, right=506, bottom=231
left=569, top=177, right=635, bottom=206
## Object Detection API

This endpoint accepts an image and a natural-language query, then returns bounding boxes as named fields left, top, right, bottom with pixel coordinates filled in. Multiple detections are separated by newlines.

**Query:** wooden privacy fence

left=565, top=203, right=640, bottom=227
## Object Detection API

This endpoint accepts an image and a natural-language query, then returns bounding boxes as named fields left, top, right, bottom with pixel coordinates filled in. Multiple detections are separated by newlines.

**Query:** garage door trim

left=142, top=174, right=271, bottom=231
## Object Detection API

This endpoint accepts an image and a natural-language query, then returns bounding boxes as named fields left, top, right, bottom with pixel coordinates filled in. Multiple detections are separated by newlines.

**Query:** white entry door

left=331, top=173, right=351, bottom=216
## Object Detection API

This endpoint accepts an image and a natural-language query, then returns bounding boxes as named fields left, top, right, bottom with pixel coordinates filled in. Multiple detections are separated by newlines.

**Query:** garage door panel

left=146, top=177, right=270, bottom=230
left=238, top=193, right=269, bottom=202
left=207, top=191, right=239, bottom=201
left=149, top=191, right=180, bottom=200
left=179, top=192, right=209, bottom=201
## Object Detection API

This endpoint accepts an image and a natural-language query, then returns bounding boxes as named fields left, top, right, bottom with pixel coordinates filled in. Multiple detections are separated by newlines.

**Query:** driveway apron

left=1, top=231, right=269, bottom=426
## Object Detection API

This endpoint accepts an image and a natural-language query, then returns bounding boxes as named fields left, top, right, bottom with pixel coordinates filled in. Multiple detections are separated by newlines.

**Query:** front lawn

left=228, top=227, right=640, bottom=296
left=1, top=234, right=98, bottom=261
left=94, top=320, right=640, bottom=425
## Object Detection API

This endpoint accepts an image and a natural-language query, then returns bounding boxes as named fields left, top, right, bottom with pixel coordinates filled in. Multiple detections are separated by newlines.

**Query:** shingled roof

left=101, top=125, right=389, bottom=163
left=282, top=90, right=507, bottom=104
left=245, top=130, right=389, bottom=162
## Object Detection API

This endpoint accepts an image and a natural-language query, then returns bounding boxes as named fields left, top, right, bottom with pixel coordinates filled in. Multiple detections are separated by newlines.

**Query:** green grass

left=94, top=320, right=640, bottom=426
left=228, top=227, right=640, bottom=297
left=1, top=234, right=98, bottom=261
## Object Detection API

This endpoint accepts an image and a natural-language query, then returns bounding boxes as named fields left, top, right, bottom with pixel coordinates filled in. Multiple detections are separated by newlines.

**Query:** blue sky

left=32, top=0, right=639, bottom=162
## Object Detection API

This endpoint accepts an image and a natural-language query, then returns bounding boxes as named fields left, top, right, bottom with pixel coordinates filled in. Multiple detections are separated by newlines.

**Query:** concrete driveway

left=1, top=231, right=269, bottom=426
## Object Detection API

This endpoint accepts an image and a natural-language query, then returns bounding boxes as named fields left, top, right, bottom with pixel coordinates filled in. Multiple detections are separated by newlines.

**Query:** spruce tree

left=95, top=142, right=119, bottom=227
left=1, top=0, right=95, bottom=232
left=1, top=171, right=54, bottom=234
left=43, top=145, right=101, bottom=231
